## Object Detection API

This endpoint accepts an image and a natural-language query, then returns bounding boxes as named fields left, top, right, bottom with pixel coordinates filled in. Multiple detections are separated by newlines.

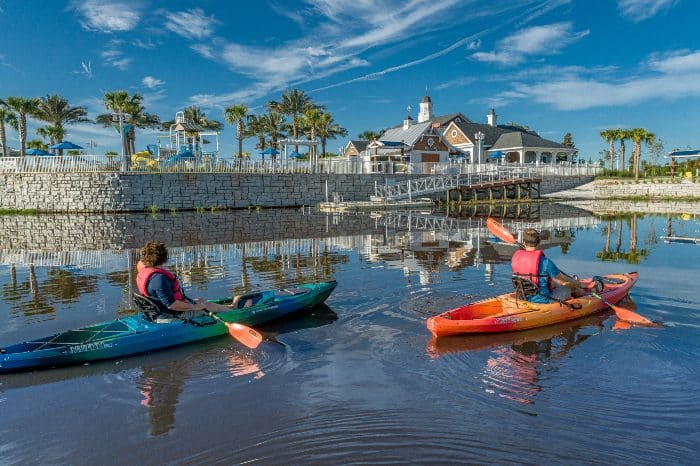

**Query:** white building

left=347, top=95, right=578, bottom=171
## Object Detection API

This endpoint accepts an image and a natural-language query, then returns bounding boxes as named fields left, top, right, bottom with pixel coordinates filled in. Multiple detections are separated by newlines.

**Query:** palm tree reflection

left=596, top=215, right=649, bottom=264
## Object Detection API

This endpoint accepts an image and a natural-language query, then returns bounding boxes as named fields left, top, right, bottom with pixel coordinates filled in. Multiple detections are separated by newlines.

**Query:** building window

left=455, top=117, right=462, bottom=123
left=451, top=130, right=457, bottom=138
left=427, top=138, right=434, bottom=147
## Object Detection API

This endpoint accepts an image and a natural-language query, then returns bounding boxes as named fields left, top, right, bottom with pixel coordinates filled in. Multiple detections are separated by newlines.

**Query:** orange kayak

left=427, top=272, right=638, bottom=337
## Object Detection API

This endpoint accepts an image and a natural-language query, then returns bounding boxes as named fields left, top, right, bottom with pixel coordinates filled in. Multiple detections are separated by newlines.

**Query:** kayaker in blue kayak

left=511, top=228, right=585, bottom=303
left=136, top=242, right=234, bottom=314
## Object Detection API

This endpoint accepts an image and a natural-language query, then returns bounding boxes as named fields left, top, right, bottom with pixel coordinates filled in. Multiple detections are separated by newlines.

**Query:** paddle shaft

left=589, top=291, right=615, bottom=308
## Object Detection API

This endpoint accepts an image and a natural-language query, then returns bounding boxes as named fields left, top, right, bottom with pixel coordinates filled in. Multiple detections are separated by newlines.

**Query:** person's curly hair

left=140, top=242, right=168, bottom=267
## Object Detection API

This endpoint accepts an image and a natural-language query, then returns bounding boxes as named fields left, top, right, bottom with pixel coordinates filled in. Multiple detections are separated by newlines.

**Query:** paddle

left=206, top=311, right=263, bottom=349
left=485, top=217, right=653, bottom=326
left=589, top=291, right=654, bottom=326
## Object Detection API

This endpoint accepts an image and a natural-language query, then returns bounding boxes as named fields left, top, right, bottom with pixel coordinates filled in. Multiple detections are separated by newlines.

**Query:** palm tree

left=267, top=89, right=317, bottom=152
left=630, top=128, right=655, bottom=180
left=642, top=131, right=656, bottom=179
left=5, top=96, right=40, bottom=156
left=96, top=91, right=160, bottom=159
left=34, top=94, right=89, bottom=134
left=317, top=112, right=348, bottom=157
left=182, top=105, right=223, bottom=131
left=599, top=129, right=617, bottom=170
left=0, top=101, right=18, bottom=157
left=358, top=130, right=381, bottom=141
left=616, top=129, right=630, bottom=172
left=36, top=125, right=65, bottom=153
left=27, top=139, right=48, bottom=151
left=301, top=108, right=324, bottom=163
left=246, top=114, right=267, bottom=152
left=261, top=111, right=287, bottom=154
left=224, top=104, right=248, bottom=159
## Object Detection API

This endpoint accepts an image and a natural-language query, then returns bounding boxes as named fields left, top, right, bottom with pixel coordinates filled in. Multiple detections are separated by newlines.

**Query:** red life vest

left=511, top=249, right=553, bottom=291
left=136, top=267, right=185, bottom=301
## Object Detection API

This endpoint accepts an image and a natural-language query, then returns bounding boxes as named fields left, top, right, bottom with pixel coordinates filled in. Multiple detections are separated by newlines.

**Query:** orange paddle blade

left=486, top=217, right=517, bottom=245
left=591, top=292, right=654, bottom=327
left=610, top=303, right=655, bottom=326
left=612, top=320, right=632, bottom=331
left=226, top=322, right=263, bottom=349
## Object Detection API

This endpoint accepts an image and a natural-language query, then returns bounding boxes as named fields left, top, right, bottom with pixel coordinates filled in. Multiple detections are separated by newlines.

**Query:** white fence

left=0, top=155, right=602, bottom=176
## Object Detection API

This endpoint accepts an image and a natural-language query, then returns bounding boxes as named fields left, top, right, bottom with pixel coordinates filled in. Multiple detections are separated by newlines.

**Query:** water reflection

left=1, top=305, right=338, bottom=438
left=0, top=265, right=99, bottom=319
left=0, top=205, right=601, bottom=323
left=597, top=215, right=650, bottom=264
left=138, top=351, right=264, bottom=437
left=0, top=206, right=698, bottom=464
left=428, top=313, right=609, bottom=405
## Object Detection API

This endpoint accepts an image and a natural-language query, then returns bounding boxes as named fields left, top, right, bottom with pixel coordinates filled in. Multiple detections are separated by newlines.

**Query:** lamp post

left=474, top=131, right=484, bottom=165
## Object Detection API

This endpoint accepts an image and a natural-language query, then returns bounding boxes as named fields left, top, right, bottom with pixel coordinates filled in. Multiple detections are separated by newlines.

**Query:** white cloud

left=435, top=76, right=476, bottom=91
left=618, top=0, right=678, bottom=22
left=648, top=50, right=700, bottom=73
left=191, top=44, right=215, bottom=60
left=472, top=22, right=589, bottom=65
left=71, top=0, right=141, bottom=32
left=142, top=76, right=164, bottom=89
left=467, top=39, right=481, bottom=50
left=189, top=1, right=575, bottom=105
left=132, top=39, right=157, bottom=49
left=270, top=2, right=306, bottom=27
left=492, top=49, right=700, bottom=110
left=72, top=60, right=93, bottom=79
left=101, top=43, right=132, bottom=70
left=165, top=8, right=218, bottom=40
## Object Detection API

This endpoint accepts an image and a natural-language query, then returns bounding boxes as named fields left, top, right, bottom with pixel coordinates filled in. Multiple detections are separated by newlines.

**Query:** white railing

left=0, top=156, right=603, bottom=176
left=374, top=168, right=542, bottom=201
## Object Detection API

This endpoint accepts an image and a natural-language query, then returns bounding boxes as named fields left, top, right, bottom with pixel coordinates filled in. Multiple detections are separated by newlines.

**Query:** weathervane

left=406, top=105, right=412, bottom=116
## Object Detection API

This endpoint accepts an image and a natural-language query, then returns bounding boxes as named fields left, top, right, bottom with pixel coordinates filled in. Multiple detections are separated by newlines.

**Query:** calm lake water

left=0, top=206, right=698, bottom=465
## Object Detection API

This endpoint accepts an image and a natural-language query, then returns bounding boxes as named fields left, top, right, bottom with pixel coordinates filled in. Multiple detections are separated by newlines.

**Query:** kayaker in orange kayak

left=511, top=228, right=585, bottom=304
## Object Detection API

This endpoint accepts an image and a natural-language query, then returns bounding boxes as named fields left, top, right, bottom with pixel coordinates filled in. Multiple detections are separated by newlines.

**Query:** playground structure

left=143, top=111, right=220, bottom=166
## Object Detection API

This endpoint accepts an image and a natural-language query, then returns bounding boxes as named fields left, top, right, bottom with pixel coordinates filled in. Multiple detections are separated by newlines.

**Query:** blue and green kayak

left=0, top=280, right=336, bottom=374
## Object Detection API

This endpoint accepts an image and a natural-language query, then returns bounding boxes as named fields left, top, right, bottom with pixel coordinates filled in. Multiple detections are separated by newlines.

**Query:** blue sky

left=1, top=0, right=700, bottom=159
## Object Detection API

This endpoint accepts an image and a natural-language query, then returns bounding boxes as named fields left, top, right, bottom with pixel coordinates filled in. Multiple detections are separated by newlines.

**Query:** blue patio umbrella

left=288, top=150, right=303, bottom=159
left=260, top=147, right=279, bottom=155
left=489, top=150, right=505, bottom=158
left=26, top=148, right=52, bottom=156
left=49, top=141, right=84, bottom=150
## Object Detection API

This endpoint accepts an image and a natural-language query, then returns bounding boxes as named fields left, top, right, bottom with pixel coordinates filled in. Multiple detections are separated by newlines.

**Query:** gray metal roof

left=430, top=112, right=470, bottom=126
left=452, top=120, right=510, bottom=146
left=489, top=132, right=570, bottom=151
left=349, top=140, right=368, bottom=151
left=379, top=121, right=433, bottom=145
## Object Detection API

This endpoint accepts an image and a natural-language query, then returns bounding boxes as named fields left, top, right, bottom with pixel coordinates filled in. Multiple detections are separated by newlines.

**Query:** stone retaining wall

left=0, top=173, right=403, bottom=212
left=0, top=172, right=595, bottom=213
left=592, top=179, right=700, bottom=198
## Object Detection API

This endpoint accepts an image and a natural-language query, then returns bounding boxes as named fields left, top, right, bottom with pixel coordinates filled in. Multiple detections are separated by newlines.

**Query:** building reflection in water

left=0, top=205, right=602, bottom=320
